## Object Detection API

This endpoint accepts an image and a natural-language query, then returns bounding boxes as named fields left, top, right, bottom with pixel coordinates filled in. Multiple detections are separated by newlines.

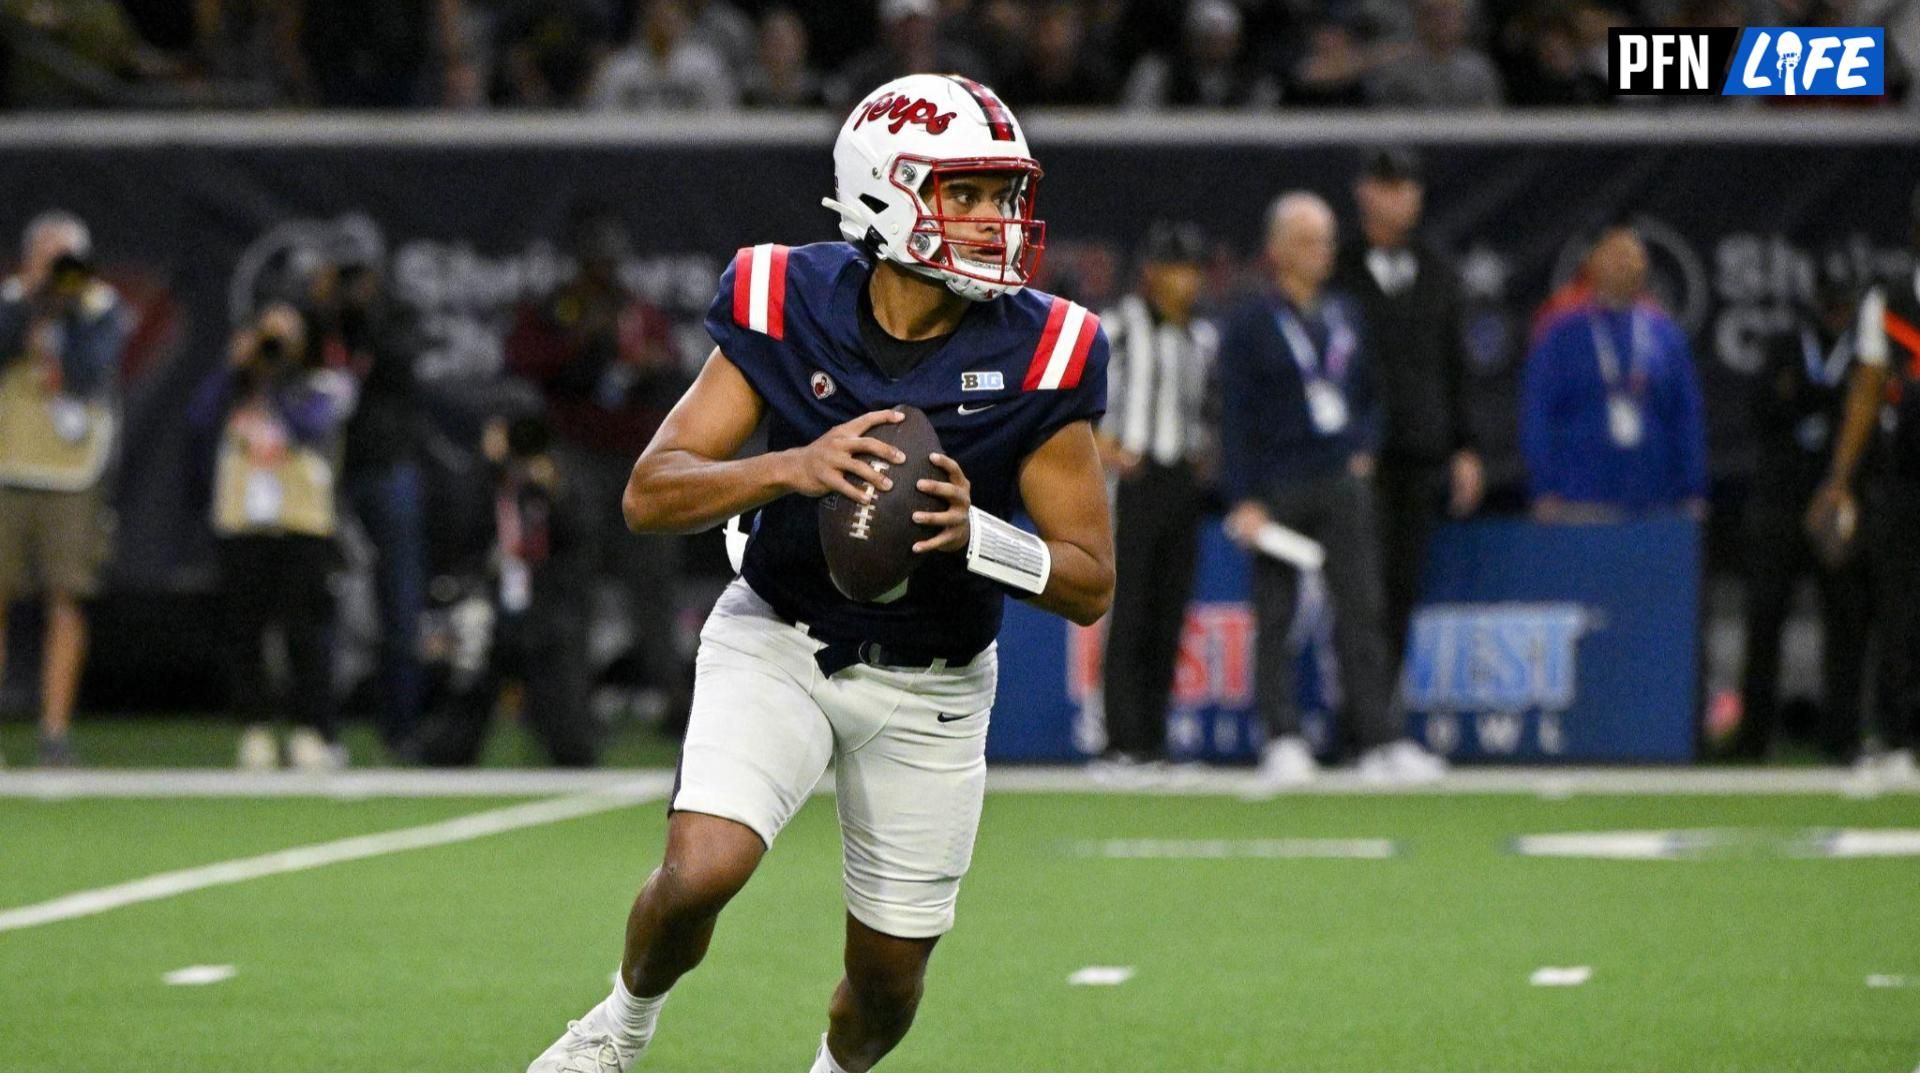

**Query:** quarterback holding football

left=531, top=74, right=1115, bottom=1073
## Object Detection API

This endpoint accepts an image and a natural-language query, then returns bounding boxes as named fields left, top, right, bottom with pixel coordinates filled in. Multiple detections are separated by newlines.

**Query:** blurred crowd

left=3, top=0, right=1916, bottom=112
left=4, top=150, right=1915, bottom=776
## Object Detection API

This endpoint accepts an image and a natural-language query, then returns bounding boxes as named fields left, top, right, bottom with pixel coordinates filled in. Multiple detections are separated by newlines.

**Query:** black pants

left=1373, top=457, right=1448, bottom=668
left=1870, top=474, right=1920, bottom=751
left=1102, top=461, right=1203, bottom=759
left=558, top=441, right=690, bottom=727
left=1735, top=496, right=1870, bottom=760
left=219, top=534, right=338, bottom=741
left=1251, top=472, right=1397, bottom=751
left=414, top=603, right=599, bottom=767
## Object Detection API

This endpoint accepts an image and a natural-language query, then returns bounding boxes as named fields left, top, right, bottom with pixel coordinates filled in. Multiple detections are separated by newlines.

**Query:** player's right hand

left=784, top=409, right=909, bottom=504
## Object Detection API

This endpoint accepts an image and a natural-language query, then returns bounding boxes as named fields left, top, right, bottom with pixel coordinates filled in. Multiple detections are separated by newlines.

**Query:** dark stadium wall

left=0, top=129, right=1911, bottom=708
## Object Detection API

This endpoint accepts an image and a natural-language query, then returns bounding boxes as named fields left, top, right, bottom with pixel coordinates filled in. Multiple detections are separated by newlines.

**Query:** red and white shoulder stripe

left=730, top=243, right=790, bottom=340
left=1022, top=297, right=1100, bottom=391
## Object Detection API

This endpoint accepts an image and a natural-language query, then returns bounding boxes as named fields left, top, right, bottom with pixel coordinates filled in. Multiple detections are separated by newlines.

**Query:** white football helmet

left=824, top=73, right=1045, bottom=302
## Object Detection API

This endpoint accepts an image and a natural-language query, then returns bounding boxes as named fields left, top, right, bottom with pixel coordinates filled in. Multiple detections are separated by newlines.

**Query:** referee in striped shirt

left=1093, top=221, right=1217, bottom=776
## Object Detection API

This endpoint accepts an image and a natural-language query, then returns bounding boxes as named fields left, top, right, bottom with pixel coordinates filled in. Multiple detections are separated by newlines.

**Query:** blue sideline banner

left=989, top=516, right=1699, bottom=764
left=1402, top=516, right=1700, bottom=763
left=991, top=519, right=1331, bottom=764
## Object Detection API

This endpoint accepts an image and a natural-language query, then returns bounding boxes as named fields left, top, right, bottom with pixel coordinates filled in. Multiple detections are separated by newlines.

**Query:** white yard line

left=0, top=765, right=1912, bottom=801
left=1067, top=966, right=1136, bottom=986
left=1512, top=830, right=1710, bottom=859
left=162, top=964, right=237, bottom=986
left=1812, top=829, right=1920, bottom=858
left=1071, top=838, right=1397, bottom=859
left=0, top=768, right=680, bottom=799
left=0, top=779, right=670, bottom=935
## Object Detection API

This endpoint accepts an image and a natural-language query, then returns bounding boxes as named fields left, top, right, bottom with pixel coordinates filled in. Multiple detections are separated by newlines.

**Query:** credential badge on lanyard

left=1590, top=309, right=1651, bottom=449
left=1277, top=302, right=1355, bottom=436
left=1801, top=327, right=1851, bottom=389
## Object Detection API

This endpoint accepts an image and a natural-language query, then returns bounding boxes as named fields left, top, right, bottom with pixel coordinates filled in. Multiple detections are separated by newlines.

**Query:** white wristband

left=965, top=506, right=1051, bottom=595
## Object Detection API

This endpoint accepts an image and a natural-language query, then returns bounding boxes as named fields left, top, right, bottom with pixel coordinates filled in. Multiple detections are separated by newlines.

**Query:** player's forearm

left=623, top=447, right=799, bottom=535
left=1824, top=365, right=1887, bottom=490
left=1024, top=538, right=1113, bottom=626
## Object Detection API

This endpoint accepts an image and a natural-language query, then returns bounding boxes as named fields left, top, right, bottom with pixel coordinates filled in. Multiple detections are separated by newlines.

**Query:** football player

left=530, top=74, right=1114, bottom=1073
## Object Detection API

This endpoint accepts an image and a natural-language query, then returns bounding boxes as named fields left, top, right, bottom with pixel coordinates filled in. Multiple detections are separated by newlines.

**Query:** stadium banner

left=990, top=515, right=1700, bottom=764
left=0, top=130, right=1910, bottom=594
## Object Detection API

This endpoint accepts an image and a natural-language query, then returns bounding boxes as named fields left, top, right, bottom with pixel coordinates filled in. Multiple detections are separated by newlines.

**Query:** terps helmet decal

left=853, top=92, right=958, bottom=136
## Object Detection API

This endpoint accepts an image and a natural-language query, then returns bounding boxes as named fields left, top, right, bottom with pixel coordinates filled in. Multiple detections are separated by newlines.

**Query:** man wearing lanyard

left=1730, top=253, right=1871, bottom=763
left=1220, top=191, right=1447, bottom=789
left=1521, top=221, right=1708, bottom=522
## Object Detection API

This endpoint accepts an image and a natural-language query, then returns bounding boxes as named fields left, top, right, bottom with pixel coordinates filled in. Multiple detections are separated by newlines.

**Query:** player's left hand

left=913, top=453, right=971, bottom=554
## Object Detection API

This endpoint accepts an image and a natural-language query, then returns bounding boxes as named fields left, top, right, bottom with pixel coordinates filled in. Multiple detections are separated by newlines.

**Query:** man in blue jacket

left=1521, top=221, right=1708, bottom=521
left=1221, top=191, right=1446, bottom=790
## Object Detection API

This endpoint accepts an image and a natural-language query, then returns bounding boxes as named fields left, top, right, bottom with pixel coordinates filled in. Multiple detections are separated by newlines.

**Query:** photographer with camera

left=0, top=211, right=129, bottom=768
left=407, top=412, right=599, bottom=767
left=304, top=254, right=429, bottom=758
left=189, top=301, right=358, bottom=771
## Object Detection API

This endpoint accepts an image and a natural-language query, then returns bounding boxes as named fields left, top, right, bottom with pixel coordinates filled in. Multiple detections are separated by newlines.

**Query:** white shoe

left=529, top=1015, right=637, bottom=1073
left=1253, top=736, right=1318, bottom=791
left=1356, top=739, right=1449, bottom=786
left=286, top=728, right=346, bottom=772
left=1880, top=748, right=1917, bottom=784
left=237, top=725, right=279, bottom=771
left=1088, top=753, right=1161, bottom=789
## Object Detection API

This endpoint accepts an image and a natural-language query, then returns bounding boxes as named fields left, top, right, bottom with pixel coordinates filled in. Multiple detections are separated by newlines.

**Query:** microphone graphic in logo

left=1774, top=30, right=1801, bottom=94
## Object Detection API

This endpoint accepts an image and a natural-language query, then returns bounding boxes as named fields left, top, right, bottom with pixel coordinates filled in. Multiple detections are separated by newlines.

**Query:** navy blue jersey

left=705, top=241, right=1108, bottom=659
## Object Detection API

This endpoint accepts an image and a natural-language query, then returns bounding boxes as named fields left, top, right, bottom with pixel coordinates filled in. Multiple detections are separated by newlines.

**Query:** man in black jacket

left=1808, top=184, right=1920, bottom=784
left=1221, top=191, right=1447, bottom=789
left=1732, top=252, right=1870, bottom=763
left=306, top=256, right=429, bottom=758
left=1334, top=148, right=1483, bottom=673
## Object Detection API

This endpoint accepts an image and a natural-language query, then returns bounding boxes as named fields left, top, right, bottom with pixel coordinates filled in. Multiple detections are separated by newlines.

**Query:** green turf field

left=2, top=774, right=1916, bottom=1071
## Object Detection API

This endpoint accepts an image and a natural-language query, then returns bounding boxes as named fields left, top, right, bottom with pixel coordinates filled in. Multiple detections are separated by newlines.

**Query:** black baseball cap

left=1140, top=220, right=1208, bottom=265
left=1359, top=146, right=1423, bottom=183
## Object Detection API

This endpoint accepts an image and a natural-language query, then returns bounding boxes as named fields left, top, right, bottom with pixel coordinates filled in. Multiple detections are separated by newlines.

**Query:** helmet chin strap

left=821, top=196, right=867, bottom=245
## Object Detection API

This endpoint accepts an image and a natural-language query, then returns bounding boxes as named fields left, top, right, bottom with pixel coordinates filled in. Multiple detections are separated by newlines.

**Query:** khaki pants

left=0, top=485, right=110, bottom=598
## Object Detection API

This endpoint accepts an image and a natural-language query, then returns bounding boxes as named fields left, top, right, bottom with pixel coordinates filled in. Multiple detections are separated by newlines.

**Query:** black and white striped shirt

left=1100, top=295, right=1217, bottom=467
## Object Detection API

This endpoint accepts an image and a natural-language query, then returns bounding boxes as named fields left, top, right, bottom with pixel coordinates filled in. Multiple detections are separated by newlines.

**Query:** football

left=818, top=404, right=947, bottom=603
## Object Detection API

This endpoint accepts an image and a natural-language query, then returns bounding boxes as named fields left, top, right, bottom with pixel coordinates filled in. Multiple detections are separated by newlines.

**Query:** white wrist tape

left=965, top=506, right=1051, bottom=595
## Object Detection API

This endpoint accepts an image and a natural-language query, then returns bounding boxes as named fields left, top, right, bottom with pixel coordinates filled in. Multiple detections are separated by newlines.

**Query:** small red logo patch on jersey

left=853, top=92, right=955, bottom=135
left=811, top=370, right=836, bottom=400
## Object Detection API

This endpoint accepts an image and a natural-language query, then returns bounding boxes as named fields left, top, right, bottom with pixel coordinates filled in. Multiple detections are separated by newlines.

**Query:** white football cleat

left=1879, top=748, right=1917, bottom=784
left=529, top=1016, right=637, bottom=1073
left=236, top=725, right=279, bottom=771
left=1252, top=735, right=1318, bottom=793
left=286, top=728, right=345, bottom=772
left=1357, top=739, right=1449, bottom=786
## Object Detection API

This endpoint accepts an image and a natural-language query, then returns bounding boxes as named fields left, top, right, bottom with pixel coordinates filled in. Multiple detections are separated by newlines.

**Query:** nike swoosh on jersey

left=955, top=402, right=999, bottom=415
left=937, top=712, right=970, bottom=723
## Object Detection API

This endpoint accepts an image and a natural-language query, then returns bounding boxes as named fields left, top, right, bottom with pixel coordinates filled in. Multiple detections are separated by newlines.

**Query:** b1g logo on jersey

left=810, top=370, right=836, bottom=400
left=1606, top=26, right=1883, bottom=95
left=853, top=92, right=956, bottom=135
left=960, top=371, right=1004, bottom=392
